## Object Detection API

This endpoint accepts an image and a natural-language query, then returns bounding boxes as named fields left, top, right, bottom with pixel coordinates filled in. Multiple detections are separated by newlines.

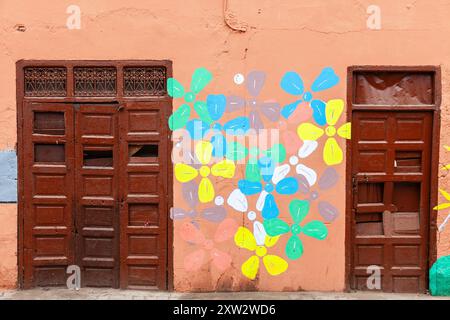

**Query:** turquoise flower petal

left=190, top=67, right=212, bottom=94
left=223, top=116, right=250, bottom=135
left=207, top=94, right=226, bottom=121
left=186, top=119, right=209, bottom=140
left=281, top=71, right=304, bottom=95
left=276, top=177, right=299, bottom=195
left=238, top=180, right=263, bottom=196
left=281, top=100, right=302, bottom=119
left=311, top=67, right=339, bottom=92
left=311, top=99, right=327, bottom=126
left=262, top=193, right=279, bottom=219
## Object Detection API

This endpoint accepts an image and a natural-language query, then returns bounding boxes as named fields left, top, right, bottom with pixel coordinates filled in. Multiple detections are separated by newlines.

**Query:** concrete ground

left=0, top=288, right=449, bottom=300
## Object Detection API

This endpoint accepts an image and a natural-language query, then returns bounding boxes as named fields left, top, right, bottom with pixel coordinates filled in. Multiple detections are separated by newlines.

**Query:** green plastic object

left=430, top=255, right=450, bottom=296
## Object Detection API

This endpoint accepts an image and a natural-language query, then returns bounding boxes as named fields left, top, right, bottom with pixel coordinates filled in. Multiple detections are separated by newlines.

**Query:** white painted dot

left=215, top=196, right=224, bottom=206
left=247, top=211, right=256, bottom=221
left=233, top=73, right=245, bottom=85
left=289, top=156, right=299, bottom=166
left=175, top=142, right=182, bottom=148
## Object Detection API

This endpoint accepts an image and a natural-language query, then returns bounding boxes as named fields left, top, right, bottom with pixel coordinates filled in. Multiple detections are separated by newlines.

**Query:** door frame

left=345, top=65, right=441, bottom=292
left=16, top=60, right=174, bottom=290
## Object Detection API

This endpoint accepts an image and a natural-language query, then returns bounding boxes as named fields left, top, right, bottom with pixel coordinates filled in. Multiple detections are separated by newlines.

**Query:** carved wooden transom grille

left=124, top=67, right=167, bottom=96
left=24, top=67, right=67, bottom=97
left=74, top=67, right=117, bottom=96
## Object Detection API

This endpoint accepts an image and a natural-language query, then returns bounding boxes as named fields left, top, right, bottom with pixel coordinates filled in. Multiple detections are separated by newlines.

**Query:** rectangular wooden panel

left=354, top=71, right=434, bottom=105
left=120, top=101, right=169, bottom=290
left=75, top=104, right=120, bottom=288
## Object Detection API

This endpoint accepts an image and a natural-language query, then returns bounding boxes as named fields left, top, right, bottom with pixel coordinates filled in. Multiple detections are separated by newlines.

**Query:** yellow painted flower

left=434, top=189, right=450, bottom=211
left=297, top=99, right=351, bottom=166
left=234, top=226, right=288, bottom=280
left=444, top=146, right=450, bottom=170
left=174, top=141, right=236, bottom=203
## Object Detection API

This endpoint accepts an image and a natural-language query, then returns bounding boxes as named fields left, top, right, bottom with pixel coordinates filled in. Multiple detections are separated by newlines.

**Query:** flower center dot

left=326, top=126, right=336, bottom=137
left=185, top=92, right=195, bottom=103
left=255, top=246, right=267, bottom=257
left=265, top=183, right=274, bottom=193
left=199, top=166, right=210, bottom=177
left=303, top=92, right=312, bottom=102
left=291, top=224, right=302, bottom=235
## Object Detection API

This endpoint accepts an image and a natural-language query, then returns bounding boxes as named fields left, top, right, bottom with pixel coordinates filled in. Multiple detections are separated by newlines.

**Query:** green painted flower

left=168, top=67, right=213, bottom=130
left=263, top=200, right=328, bottom=260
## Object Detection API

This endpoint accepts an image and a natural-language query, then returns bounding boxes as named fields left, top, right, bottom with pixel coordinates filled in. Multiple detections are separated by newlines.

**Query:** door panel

left=119, top=102, right=168, bottom=290
left=351, top=111, right=432, bottom=293
left=23, top=103, right=75, bottom=288
left=74, top=104, right=120, bottom=288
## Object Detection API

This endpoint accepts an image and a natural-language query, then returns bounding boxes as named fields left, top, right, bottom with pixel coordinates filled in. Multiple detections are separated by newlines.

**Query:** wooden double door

left=22, top=101, right=169, bottom=289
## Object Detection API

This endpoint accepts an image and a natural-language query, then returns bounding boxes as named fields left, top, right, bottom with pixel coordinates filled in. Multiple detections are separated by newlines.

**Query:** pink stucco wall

left=0, top=0, right=449, bottom=290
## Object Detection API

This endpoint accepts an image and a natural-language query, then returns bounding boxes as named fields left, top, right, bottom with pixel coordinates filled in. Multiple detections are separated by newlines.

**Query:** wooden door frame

left=345, top=65, right=441, bottom=292
left=16, top=60, right=174, bottom=290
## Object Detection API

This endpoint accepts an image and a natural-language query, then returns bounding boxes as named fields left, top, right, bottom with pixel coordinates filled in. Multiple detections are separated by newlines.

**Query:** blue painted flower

left=237, top=157, right=299, bottom=219
left=280, top=67, right=339, bottom=125
left=186, top=94, right=250, bottom=157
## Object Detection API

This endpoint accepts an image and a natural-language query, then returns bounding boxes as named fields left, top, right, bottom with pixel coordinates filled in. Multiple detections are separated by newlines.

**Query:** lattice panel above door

left=24, top=67, right=67, bottom=97
left=123, top=67, right=167, bottom=96
left=74, top=67, right=117, bottom=97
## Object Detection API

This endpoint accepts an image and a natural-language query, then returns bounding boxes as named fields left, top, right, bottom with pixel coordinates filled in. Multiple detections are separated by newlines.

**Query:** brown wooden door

left=351, top=110, right=432, bottom=293
left=74, top=104, right=120, bottom=288
left=119, top=101, right=169, bottom=290
left=22, top=102, right=75, bottom=288
left=22, top=101, right=169, bottom=289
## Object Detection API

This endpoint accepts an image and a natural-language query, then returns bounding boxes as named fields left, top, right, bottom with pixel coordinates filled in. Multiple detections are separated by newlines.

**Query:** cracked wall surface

left=0, top=0, right=449, bottom=291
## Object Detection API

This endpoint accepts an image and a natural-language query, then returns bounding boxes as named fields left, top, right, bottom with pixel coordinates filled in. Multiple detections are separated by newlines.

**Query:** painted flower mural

left=226, top=142, right=286, bottom=182
left=297, top=167, right=340, bottom=222
left=263, top=200, right=328, bottom=260
left=280, top=67, right=339, bottom=122
left=170, top=67, right=349, bottom=283
left=297, top=99, right=351, bottom=165
left=434, top=146, right=450, bottom=232
left=168, top=67, right=212, bottom=131
left=181, top=218, right=238, bottom=272
left=234, top=226, right=288, bottom=280
left=227, top=71, right=280, bottom=130
left=230, top=157, right=299, bottom=219
left=174, top=140, right=236, bottom=203
left=170, top=181, right=228, bottom=225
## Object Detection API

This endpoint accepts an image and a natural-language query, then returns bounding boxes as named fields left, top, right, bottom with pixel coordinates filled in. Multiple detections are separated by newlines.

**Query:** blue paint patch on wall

left=0, top=150, right=17, bottom=202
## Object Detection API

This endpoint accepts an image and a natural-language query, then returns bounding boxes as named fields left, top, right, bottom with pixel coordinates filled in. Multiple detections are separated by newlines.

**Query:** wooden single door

left=351, top=110, right=433, bottom=292
left=22, top=102, right=76, bottom=288
left=74, top=104, right=120, bottom=288
left=118, top=101, right=169, bottom=290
